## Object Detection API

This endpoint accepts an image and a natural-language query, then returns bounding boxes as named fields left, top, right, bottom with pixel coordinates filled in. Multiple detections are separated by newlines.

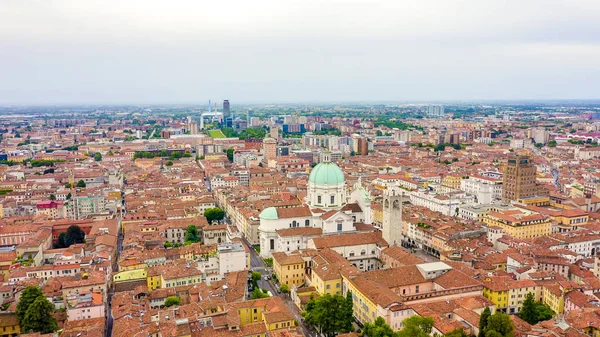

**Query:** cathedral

left=258, top=160, right=371, bottom=258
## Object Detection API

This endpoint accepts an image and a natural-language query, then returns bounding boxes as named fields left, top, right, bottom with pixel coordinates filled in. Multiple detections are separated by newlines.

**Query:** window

left=331, top=195, right=335, bottom=204
left=337, top=223, right=342, bottom=232
left=415, top=286, right=420, bottom=293
left=305, top=220, right=310, bottom=227
left=270, top=239, right=275, bottom=250
left=317, top=196, right=322, bottom=204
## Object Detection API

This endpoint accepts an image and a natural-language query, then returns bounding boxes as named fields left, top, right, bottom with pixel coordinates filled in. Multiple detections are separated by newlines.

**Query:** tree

left=94, top=152, right=102, bottom=161
left=164, top=241, right=173, bottom=248
left=519, top=293, right=537, bottom=325
left=165, top=160, right=173, bottom=166
left=478, top=307, right=491, bottom=337
left=75, top=180, right=86, bottom=188
left=251, top=288, right=269, bottom=299
left=548, top=140, right=557, bottom=147
left=185, top=225, right=200, bottom=243
left=302, top=294, right=354, bottom=336
left=435, top=144, right=446, bottom=152
left=519, top=293, right=554, bottom=325
left=66, top=193, right=72, bottom=200
left=183, top=152, right=192, bottom=158
left=56, top=232, right=68, bottom=248
left=49, top=194, right=56, bottom=200
left=164, top=296, right=180, bottom=307
left=363, top=316, right=394, bottom=337
left=64, top=183, right=72, bottom=188
left=397, top=316, right=433, bottom=337
left=17, top=286, right=44, bottom=322
left=21, top=296, right=58, bottom=334
left=444, top=329, right=468, bottom=337
left=226, top=148, right=234, bottom=162
left=204, top=207, right=225, bottom=223
left=376, top=130, right=383, bottom=136
left=535, top=143, right=543, bottom=148
left=251, top=272, right=262, bottom=288
left=484, top=312, right=514, bottom=337
left=279, top=284, right=289, bottom=294
left=65, top=225, right=86, bottom=247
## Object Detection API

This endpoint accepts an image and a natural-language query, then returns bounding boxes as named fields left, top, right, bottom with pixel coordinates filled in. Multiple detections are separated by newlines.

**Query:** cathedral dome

left=259, top=207, right=278, bottom=220
left=308, top=162, right=345, bottom=185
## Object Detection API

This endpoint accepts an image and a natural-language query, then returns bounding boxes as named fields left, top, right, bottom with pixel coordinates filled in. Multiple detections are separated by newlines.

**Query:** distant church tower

left=382, top=187, right=403, bottom=246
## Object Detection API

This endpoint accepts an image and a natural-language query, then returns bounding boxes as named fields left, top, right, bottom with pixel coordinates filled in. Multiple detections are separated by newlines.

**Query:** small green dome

left=259, top=207, right=278, bottom=220
left=309, top=162, right=345, bottom=185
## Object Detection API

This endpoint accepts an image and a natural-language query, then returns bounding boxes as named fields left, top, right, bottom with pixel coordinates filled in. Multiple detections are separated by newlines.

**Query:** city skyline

left=1, top=0, right=600, bottom=104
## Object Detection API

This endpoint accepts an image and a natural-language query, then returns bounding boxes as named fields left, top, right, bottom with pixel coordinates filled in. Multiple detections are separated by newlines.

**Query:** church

left=258, top=160, right=371, bottom=258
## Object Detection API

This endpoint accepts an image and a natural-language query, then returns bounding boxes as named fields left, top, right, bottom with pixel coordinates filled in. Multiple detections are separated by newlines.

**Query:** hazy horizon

left=1, top=0, right=600, bottom=105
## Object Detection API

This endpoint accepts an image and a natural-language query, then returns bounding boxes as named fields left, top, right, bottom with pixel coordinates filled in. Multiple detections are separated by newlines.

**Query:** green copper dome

left=309, top=162, right=345, bottom=185
left=259, top=207, right=278, bottom=220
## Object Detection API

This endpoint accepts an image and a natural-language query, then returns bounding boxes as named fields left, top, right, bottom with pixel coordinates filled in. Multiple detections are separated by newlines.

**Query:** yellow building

left=272, top=252, right=305, bottom=288
left=542, top=283, right=571, bottom=314
left=482, top=277, right=539, bottom=314
left=311, top=263, right=343, bottom=296
left=113, top=268, right=147, bottom=283
left=0, top=313, right=20, bottom=337
left=230, top=296, right=296, bottom=331
left=442, top=175, right=462, bottom=190
left=147, top=267, right=163, bottom=290
left=118, top=258, right=147, bottom=271
left=484, top=209, right=551, bottom=239
left=371, top=204, right=383, bottom=225
left=517, top=196, right=551, bottom=207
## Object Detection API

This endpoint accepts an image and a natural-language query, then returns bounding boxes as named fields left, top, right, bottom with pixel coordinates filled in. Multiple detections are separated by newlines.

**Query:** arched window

left=292, top=220, right=297, bottom=228
left=349, top=250, right=355, bottom=257
left=360, top=249, right=366, bottom=256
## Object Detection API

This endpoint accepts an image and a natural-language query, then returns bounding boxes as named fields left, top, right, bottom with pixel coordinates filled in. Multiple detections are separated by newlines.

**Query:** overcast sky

left=1, top=0, right=599, bottom=105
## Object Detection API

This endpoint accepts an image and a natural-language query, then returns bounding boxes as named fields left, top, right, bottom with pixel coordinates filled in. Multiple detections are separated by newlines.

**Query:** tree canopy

left=302, top=293, right=353, bottom=336
left=94, top=152, right=102, bottom=161
left=17, top=286, right=57, bottom=334
left=519, top=293, right=554, bottom=325
left=478, top=307, right=491, bottom=337
left=185, top=225, right=200, bottom=244
left=483, top=311, right=514, bottom=337
left=164, top=296, right=181, bottom=307
left=204, top=207, right=225, bottom=223
left=75, top=180, right=86, bottom=188
left=396, top=316, right=433, bottom=337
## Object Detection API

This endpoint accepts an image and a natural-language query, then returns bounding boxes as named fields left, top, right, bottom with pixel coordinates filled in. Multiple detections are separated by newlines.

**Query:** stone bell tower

left=382, top=187, right=403, bottom=246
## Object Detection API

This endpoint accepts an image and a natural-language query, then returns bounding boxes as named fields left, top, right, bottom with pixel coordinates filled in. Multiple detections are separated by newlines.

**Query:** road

left=243, top=237, right=314, bottom=337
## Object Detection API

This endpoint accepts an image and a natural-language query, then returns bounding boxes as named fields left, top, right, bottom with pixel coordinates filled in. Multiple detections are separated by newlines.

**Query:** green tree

left=56, top=232, right=68, bottom=248
left=519, top=293, right=554, bottom=324
left=478, top=307, right=491, bottom=337
left=485, top=311, right=514, bottom=337
left=165, top=160, right=173, bottom=166
left=435, top=144, right=446, bottom=152
left=21, top=297, right=58, bottom=334
left=226, top=148, right=234, bottom=162
left=185, top=225, right=200, bottom=243
left=66, top=192, right=72, bottom=200
left=75, top=180, right=86, bottom=188
left=49, top=194, right=56, bottom=200
left=519, top=293, right=537, bottom=324
left=204, top=207, right=225, bottom=223
left=65, top=225, right=86, bottom=247
left=397, top=316, right=433, bottom=337
left=548, top=140, right=557, bottom=147
left=376, top=130, right=383, bottom=136
left=363, top=316, right=394, bottom=337
left=279, top=284, right=289, bottom=294
left=170, top=152, right=182, bottom=159
left=302, top=294, right=354, bottom=336
left=251, top=288, right=269, bottom=299
left=183, top=152, right=192, bottom=158
left=64, top=183, right=72, bottom=188
left=444, top=329, right=468, bottom=337
left=164, top=296, right=180, bottom=307
left=94, top=152, right=102, bottom=161
left=251, top=271, right=262, bottom=288
left=17, top=286, right=44, bottom=322
left=535, top=143, right=543, bottom=148
left=164, top=241, right=173, bottom=248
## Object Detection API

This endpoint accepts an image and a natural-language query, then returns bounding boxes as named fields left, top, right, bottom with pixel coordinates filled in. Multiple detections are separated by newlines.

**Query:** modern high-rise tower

left=223, top=100, right=230, bottom=117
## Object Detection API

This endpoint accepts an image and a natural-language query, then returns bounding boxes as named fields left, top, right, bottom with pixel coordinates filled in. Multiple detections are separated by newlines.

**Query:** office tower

left=223, top=100, right=230, bottom=117
left=427, top=105, right=444, bottom=117
left=263, top=138, right=277, bottom=162
left=502, top=154, right=545, bottom=202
